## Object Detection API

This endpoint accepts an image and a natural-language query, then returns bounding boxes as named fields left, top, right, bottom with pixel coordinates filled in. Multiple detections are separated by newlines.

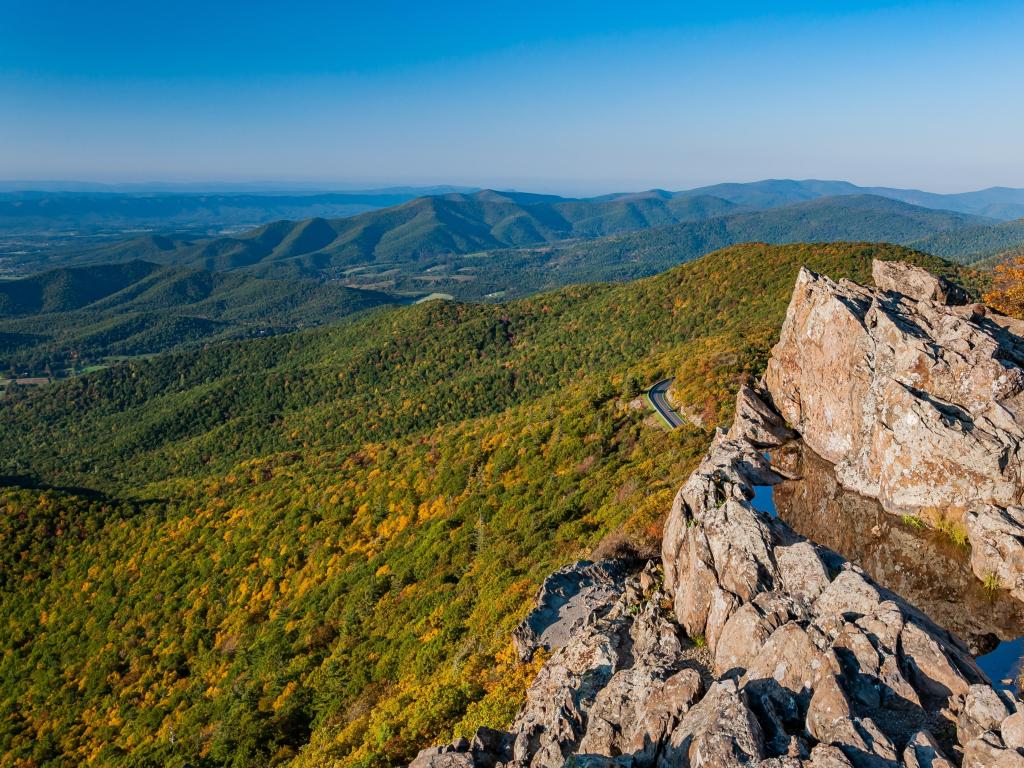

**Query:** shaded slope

left=912, top=216, right=1024, bottom=263
left=0, top=261, right=395, bottom=370
left=0, top=261, right=160, bottom=316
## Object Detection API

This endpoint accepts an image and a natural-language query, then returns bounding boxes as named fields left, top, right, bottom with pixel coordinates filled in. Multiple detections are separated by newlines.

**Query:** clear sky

left=1, top=0, right=1021, bottom=194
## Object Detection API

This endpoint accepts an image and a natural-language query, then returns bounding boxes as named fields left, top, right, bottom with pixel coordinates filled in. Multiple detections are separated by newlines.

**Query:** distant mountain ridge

left=42, top=193, right=987, bottom=298
left=672, top=178, right=1024, bottom=220
left=34, top=189, right=738, bottom=275
left=504, top=194, right=990, bottom=289
left=0, top=190, right=455, bottom=232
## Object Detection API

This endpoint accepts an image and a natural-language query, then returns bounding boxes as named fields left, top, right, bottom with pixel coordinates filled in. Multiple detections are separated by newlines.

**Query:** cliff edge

left=411, top=260, right=1024, bottom=768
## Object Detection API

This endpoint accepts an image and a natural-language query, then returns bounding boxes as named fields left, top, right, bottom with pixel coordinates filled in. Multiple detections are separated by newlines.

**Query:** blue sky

left=1, top=0, right=1021, bottom=193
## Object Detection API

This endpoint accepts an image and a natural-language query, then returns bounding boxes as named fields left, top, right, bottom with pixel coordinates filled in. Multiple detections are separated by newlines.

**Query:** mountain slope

left=0, top=261, right=395, bottom=372
left=0, top=260, right=160, bottom=315
left=911, top=216, right=1024, bottom=263
left=56, top=190, right=741, bottom=276
left=47, top=194, right=986, bottom=302
left=0, top=242, right=972, bottom=491
left=454, top=194, right=988, bottom=295
left=0, top=243, right=974, bottom=768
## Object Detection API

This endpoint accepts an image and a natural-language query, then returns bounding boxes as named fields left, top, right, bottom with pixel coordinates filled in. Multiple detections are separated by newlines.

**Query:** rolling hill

left=324, top=194, right=989, bottom=299
left=36, top=193, right=988, bottom=302
left=0, top=193, right=994, bottom=377
left=0, top=261, right=395, bottom=372
left=52, top=189, right=742, bottom=276
left=911, top=216, right=1024, bottom=263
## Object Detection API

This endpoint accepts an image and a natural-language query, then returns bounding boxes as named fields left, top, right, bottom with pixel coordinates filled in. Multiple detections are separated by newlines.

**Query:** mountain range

left=675, top=178, right=1024, bottom=219
left=35, top=192, right=989, bottom=294
left=0, top=189, right=459, bottom=232
left=4, top=180, right=1023, bottom=376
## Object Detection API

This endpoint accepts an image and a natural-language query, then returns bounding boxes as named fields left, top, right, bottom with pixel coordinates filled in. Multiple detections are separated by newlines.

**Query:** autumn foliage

left=985, top=256, right=1024, bottom=318
left=0, top=242, right=969, bottom=768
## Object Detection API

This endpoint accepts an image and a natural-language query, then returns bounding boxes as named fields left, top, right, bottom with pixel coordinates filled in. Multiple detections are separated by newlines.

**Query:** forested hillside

left=911, top=216, right=1024, bottom=264
left=30, top=194, right=983, bottom=304
left=451, top=195, right=985, bottom=295
left=35, top=190, right=739, bottom=276
left=0, top=243, right=971, bottom=768
left=0, top=261, right=394, bottom=373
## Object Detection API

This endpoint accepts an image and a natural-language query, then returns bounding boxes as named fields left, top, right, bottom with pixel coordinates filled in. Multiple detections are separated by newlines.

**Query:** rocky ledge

left=411, top=261, right=1024, bottom=768
left=765, top=260, right=1024, bottom=600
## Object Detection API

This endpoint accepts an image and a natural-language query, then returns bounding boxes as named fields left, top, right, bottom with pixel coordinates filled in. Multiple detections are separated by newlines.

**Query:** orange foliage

left=985, top=256, right=1024, bottom=318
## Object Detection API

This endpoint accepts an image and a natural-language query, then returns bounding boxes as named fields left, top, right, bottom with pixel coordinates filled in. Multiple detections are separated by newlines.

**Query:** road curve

left=648, top=378, right=685, bottom=429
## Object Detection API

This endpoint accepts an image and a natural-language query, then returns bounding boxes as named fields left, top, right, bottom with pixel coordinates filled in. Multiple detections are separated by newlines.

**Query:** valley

left=0, top=183, right=1022, bottom=768
left=1, top=182, right=1019, bottom=382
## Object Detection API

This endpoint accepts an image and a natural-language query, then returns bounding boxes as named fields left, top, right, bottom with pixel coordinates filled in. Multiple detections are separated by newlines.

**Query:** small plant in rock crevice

left=934, top=516, right=969, bottom=548
left=900, top=513, right=924, bottom=530
left=983, top=572, right=1003, bottom=593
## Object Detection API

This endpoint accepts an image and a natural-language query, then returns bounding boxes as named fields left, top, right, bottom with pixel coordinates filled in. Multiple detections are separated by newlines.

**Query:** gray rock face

left=871, top=260, right=969, bottom=306
left=512, top=559, right=631, bottom=661
left=409, top=728, right=513, bottom=768
left=410, top=262, right=1024, bottom=768
left=511, top=576, right=705, bottom=768
left=655, top=375, right=1021, bottom=767
left=764, top=261, right=1024, bottom=600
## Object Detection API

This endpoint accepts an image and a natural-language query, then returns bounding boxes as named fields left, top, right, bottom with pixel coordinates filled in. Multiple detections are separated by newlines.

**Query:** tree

left=985, top=256, right=1024, bottom=318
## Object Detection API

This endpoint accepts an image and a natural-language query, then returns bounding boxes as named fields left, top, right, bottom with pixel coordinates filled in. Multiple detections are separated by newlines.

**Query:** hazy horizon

left=4, top=1, right=1023, bottom=193
left=2, top=176, right=1023, bottom=200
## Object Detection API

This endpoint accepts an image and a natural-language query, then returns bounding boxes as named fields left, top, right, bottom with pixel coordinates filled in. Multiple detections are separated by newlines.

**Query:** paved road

left=648, top=378, right=685, bottom=429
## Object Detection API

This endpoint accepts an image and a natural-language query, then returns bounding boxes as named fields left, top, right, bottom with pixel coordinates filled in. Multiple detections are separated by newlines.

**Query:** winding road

left=648, top=378, right=685, bottom=429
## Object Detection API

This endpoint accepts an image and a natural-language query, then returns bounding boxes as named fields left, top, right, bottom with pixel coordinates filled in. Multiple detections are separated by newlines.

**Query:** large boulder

left=871, top=259, right=969, bottom=306
left=764, top=261, right=1024, bottom=599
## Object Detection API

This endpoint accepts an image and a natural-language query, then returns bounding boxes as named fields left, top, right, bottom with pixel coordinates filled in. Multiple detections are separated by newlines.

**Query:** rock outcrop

left=764, top=260, right=1024, bottom=600
left=410, top=261, right=1024, bottom=768
left=512, top=560, right=631, bottom=661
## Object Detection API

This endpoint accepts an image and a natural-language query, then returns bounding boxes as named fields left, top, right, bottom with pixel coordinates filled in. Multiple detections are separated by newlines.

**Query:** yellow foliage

left=985, top=256, right=1024, bottom=318
left=272, top=681, right=298, bottom=712
left=417, top=496, right=448, bottom=523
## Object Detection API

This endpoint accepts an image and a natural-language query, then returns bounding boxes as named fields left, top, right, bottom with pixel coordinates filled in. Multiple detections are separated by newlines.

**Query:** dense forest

left=0, top=243, right=975, bottom=768
left=911, top=216, right=1024, bottom=264
left=0, top=261, right=394, bottom=374
left=2, top=190, right=1006, bottom=386
left=19, top=194, right=985, bottom=296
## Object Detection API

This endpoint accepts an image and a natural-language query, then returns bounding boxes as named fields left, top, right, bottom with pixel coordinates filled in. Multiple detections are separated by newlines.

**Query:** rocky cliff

left=409, top=261, right=1024, bottom=768
left=764, top=260, right=1024, bottom=601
